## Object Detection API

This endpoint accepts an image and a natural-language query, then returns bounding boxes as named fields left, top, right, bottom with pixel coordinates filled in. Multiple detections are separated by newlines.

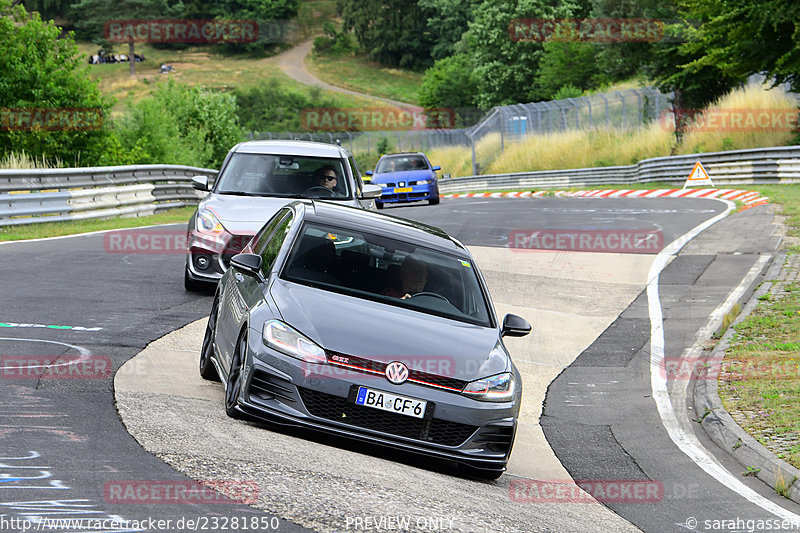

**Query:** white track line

left=648, top=199, right=800, bottom=521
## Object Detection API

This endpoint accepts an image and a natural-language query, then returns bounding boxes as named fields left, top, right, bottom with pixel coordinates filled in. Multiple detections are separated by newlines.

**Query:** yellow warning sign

left=683, top=161, right=713, bottom=189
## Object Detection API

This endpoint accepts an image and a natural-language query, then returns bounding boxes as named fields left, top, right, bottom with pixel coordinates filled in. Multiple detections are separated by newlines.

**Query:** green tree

left=418, top=0, right=480, bottom=60
left=535, top=41, right=603, bottom=99
left=461, top=0, right=580, bottom=108
left=0, top=0, right=112, bottom=164
left=21, top=0, right=72, bottom=22
left=418, top=53, right=479, bottom=124
left=337, top=0, right=437, bottom=69
left=679, top=0, right=800, bottom=92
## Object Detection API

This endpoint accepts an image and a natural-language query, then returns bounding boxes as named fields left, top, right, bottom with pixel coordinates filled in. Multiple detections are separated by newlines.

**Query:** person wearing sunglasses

left=314, top=165, right=338, bottom=190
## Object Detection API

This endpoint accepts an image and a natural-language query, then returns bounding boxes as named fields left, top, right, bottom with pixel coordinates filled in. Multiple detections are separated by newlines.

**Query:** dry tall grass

left=0, top=151, right=61, bottom=170
left=428, top=84, right=798, bottom=178
left=677, top=83, right=798, bottom=154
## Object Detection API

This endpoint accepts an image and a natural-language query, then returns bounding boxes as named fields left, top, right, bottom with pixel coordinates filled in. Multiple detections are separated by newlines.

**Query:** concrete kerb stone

left=693, top=250, right=800, bottom=503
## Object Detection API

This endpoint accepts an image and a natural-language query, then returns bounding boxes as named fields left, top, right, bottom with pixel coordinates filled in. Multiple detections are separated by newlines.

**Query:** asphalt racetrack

left=1, top=196, right=796, bottom=532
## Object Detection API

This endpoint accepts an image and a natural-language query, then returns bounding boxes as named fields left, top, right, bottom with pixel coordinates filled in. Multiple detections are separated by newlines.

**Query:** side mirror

left=432, top=166, right=441, bottom=171
left=230, top=253, right=263, bottom=280
left=365, top=170, right=374, bottom=176
left=191, top=175, right=209, bottom=191
left=361, top=184, right=383, bottom=199
left=501, top=313, right=531, bottom=337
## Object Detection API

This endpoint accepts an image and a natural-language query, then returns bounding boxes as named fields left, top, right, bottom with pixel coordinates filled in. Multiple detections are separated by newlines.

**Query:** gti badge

left=385, top=361, right=409, bottom=384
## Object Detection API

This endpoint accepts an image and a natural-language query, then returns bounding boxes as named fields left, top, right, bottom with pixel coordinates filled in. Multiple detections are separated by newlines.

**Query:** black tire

left=184, top=263, right=206, bottom=292
left=376, top=201, right=384, bottom=210
left=199, top=297, right=221, bottom=381
left=225, top=331, right=247, bottom=419
left=428, top=188, right=440, bottom=205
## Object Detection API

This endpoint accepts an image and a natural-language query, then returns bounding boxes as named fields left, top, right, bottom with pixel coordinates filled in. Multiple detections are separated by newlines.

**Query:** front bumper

left=377, top=184, right=436, bottom=204
left=186, top=230, right=254, bottom=283
left=238, top=340, right=519, bottom=471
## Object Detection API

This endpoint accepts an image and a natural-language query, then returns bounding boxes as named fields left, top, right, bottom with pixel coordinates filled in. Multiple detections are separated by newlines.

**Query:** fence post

left=468, top=132, right=477, bottom=176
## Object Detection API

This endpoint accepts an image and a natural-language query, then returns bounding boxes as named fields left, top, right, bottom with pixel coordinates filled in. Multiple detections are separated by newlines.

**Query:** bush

left=234, top=79, right=340, bottom=132
left=312, top=22, right=358, bottom=57
left=0, top=0, right=112, bottom=166
left=108, top=80, right=240, bottom=168
left=552, top=84, right=583, bottom=101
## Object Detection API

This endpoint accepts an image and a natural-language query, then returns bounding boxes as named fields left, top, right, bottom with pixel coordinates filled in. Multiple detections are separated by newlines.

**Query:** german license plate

left=355, top=386, right=426, bottom=418
left=393, top=187, right=412, bottom=193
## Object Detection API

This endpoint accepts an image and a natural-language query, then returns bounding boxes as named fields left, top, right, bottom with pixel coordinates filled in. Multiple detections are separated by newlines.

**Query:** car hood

left=373, top=170, right=434, bottom=183
left=200, top=194, right=293, bottom=234
left=270, top=280, right=507, bottom=381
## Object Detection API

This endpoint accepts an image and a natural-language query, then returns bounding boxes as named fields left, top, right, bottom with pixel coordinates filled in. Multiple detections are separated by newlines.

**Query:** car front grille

left=297, top=387, right=478, bottom=447
left=324, top=351, right=468, bottom=393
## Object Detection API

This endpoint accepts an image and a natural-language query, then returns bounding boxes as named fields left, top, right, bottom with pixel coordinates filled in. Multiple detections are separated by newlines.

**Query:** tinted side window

left=256, top=213, right=294, bottom=275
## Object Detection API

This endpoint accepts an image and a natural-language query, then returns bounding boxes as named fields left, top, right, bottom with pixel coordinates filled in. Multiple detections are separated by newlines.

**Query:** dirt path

left=274, top=39, right=420, bottom=110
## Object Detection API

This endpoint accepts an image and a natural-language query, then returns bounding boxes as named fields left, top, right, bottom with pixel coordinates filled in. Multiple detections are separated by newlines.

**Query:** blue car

left=366, top=152, right=441, bottom=208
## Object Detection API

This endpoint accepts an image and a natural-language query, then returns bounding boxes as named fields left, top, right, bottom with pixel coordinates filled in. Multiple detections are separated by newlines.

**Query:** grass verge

left=305, top=53, right=422, bottom=105
left=719, top=280, right=800, bottom=470
left=0, top=207, right=196, bottom=242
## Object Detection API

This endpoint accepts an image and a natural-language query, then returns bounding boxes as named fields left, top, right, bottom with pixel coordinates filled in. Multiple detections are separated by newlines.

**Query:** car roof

left=379, top=152, right=426, bottom=159
left=232, top=140, right=346, bottom=158
left=296, top=201, right=467, bottom=255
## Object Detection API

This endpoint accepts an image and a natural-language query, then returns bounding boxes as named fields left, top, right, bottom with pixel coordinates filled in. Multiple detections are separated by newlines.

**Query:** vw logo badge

left=385, top=361, right=409, bottom=384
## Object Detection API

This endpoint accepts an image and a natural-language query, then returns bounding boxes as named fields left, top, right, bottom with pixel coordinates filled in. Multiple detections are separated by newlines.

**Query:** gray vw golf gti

left=199, top=200, right=531, bottom=478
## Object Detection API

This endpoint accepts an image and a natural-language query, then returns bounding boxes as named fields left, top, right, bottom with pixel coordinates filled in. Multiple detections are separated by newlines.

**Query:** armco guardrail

left=439, top=145, right=800, bottom=193
left=0, top=164, right=217, bottom=227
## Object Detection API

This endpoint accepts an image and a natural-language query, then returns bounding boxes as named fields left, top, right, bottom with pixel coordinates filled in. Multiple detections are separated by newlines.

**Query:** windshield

left=375, top=155, right=429, bottom=173
left=215, top=153, right=351, bottom=199
left=281, top=223, right=492, bottom=327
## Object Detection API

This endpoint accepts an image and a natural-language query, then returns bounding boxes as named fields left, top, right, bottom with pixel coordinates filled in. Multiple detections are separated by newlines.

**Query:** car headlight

left=462, top=372, right=516, bottom=402
left=415, top=180, right=429, bottom=185
left=262, top=320, right=326, bottom=363
left=196, top=209, right=224, bottom=235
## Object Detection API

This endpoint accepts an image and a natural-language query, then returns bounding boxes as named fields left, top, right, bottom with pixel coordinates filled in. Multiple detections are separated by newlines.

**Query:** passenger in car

left=381, top=256, right=428, bottom=299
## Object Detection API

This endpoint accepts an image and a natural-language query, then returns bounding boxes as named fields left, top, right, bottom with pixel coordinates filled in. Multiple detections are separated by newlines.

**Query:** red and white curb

left=443, top=189, right=769, bottom=209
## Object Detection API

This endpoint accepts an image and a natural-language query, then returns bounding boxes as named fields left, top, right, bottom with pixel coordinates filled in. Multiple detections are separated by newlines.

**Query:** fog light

left=194, top=255, right=210, bottom=270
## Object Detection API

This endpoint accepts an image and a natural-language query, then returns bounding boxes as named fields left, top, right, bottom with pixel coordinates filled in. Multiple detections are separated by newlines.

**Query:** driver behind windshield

left=382, top=256, right=428, bottom=299
left=314, top=165, right=338, bottom=191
